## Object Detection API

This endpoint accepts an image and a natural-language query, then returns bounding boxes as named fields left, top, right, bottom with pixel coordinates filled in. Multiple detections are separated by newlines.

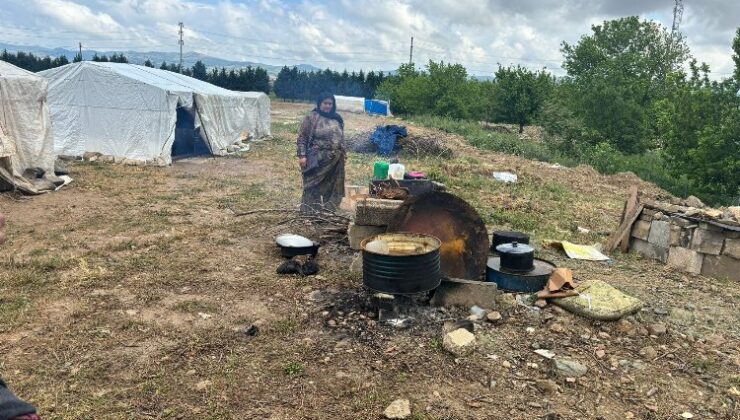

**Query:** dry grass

left=0, top=102, right=738, bottom=419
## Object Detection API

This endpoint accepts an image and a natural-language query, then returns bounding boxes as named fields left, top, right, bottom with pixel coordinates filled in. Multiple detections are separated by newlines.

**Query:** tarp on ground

left=0, top=60, right=55, bottom=193
left=39, top=62, right=271, bottom=164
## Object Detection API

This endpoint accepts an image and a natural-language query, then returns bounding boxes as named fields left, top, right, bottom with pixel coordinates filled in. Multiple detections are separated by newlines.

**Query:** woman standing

left=297, top=93, right=346, bottom=213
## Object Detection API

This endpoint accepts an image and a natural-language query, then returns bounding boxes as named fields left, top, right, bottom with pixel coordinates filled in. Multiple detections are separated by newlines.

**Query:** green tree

left=73, top=52, right=83, bottom=62
left=560, top=16, right=690, bottom=153
left=143, top=59, right=154, bottom=68
left=494, top=65, right=553, bottom=133
left=191, top=60, right=207, bottom=80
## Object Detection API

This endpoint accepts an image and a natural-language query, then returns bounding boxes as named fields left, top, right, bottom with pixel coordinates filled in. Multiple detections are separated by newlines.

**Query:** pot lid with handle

left=495, top=241, right=534, bottom=255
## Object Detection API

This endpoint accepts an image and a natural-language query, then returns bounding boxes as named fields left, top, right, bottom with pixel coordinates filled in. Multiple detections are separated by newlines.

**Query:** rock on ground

left=443, top=328, right=476, bottom=356
left=384, top=399, right=411, bottom=419
left=554, top=358, right=588, bottom=378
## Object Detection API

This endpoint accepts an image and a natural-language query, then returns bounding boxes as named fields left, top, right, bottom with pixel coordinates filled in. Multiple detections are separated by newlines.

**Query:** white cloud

left=0, top=0, right=736, bottom=77
left=32, top=0, right=123, bottom=37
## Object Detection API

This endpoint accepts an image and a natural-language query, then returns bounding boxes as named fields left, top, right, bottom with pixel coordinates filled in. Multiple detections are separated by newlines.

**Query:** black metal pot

left=361, top=233, right=442, bottom=294
left=486, top=257, right=555, bottom=292
left=495, top=241, right=535, bottom=272
left=491, top=231, right=530, bottom=253
left=279, top=242, right=320, bottom=258
left=276, top=234, right=320, bottom=258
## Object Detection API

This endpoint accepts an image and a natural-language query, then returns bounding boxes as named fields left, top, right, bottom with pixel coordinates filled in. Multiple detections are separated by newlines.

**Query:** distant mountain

left=0, top=42, right=321, bottom=75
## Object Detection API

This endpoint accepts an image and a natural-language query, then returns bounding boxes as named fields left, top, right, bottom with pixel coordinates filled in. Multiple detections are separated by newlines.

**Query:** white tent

left=335, top=95, right=366, bottom=114
left=40, top=62, right=271, bottom=164
left=0, top=60, right=55, bottom=193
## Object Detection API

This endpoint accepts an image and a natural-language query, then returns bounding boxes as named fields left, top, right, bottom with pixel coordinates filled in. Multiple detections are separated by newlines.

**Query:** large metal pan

left=387, top=192, right=489, bottom=280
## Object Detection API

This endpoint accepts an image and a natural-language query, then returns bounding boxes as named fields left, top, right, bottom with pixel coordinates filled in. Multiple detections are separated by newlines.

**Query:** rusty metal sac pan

left=387, top=191, right=490, bottom=280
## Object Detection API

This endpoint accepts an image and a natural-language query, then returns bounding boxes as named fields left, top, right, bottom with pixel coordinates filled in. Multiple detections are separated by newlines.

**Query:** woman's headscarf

left=314, top=92, right=344, bottom=130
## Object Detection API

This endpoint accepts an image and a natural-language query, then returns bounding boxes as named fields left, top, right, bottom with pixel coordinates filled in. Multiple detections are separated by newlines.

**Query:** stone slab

left=430, top=278, right=499, bottom=310
left=666, top=247, right=704, bottom=274
left=723, top=238, right=740, bottom=260
left=355, top=198, right=403, bottom=226
left=669, top=225, right=681, bottom=246
left=630, top=238, right=668, bottom=263
left=701, top=255, right=740, bottom=281
left=631, top=220, right=651, bottom=240
left=347, top=223, right=386, bottom=250
left=648, top=220, right=671, bottom=248
left=691, top=228, right=725, bottom=255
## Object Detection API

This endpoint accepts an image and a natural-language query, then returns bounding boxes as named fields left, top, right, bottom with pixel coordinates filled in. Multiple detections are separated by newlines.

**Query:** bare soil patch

left=0, top=101, right=737, bottom=419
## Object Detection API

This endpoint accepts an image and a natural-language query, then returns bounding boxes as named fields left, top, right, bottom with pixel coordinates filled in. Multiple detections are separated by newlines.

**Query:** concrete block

left=691, top=228, right=725, bottom=255
left=701, top=255, right=740, bottom=281
left=666, top=247, right=704, bottom=274
left=631, top=220, right=651, bottom=240
left=723, top=238, right=740, bottom=260
left=630, top=238, right=668, bottom=263
left=430, top=278, right=499, bottom=310
left=648, top=220, right=671, bottom=248
left=347, top=223, right=386, bottom=250
left=355, top=198, right=403, bottom=226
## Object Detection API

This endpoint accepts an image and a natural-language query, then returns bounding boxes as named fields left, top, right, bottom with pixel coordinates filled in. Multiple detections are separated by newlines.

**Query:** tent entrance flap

left=172, top=107, right=210, bottom=158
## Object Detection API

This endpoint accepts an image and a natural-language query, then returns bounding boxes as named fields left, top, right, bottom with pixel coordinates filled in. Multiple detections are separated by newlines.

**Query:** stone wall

left=629, top=208, right=739, bottom=280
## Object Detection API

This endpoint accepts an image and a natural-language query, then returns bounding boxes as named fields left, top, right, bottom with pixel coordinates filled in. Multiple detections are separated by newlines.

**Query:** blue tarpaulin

left=370, top=125, right=407, bottom=155
left=364, top=99, right=390, bottom=116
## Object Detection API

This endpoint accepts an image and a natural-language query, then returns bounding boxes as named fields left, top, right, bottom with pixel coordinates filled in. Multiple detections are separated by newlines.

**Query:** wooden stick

left=619, top=186, right=639, bottom=252
left=605, top=203, right=644, bottom=254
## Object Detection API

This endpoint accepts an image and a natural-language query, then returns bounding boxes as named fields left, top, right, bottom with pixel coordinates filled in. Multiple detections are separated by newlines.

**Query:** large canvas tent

left=40, top=62, right=271, bottom=164
left=0, top=60, right=55, bottom=193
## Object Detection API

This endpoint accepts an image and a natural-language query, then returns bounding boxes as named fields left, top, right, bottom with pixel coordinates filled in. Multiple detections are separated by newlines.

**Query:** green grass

left=407, top=114, right=719, bottom=203
left=283, top=361, right=304, bottom=375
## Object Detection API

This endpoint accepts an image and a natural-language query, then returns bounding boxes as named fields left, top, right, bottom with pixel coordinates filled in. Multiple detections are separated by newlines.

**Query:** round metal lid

left=495, top=241, right=534, bottom=255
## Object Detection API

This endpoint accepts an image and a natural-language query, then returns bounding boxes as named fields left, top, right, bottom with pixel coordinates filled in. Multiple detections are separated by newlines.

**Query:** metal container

left=486, top=257, right=556, bottom=292
left=361, top=233, right=442, bottom=294
left=276, top=234, right=320, bottom=258
left=496, top=242, right=535, bottom=272
left=491, top=231, right=530, bottom=253
left=371, top=179, right=434, bottom=197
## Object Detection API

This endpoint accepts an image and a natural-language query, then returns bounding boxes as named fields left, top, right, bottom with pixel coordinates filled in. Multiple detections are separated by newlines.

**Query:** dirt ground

left=1, top=101, right=738, bottom=419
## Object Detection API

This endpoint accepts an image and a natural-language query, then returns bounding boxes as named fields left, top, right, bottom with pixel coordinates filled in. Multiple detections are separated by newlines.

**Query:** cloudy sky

left=1, top=0, right=737, bottom=77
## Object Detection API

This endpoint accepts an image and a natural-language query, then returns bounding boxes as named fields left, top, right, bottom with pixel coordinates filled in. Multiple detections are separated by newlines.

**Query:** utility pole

left=671, top=0, right=684, bottom=36
left=409, top=36, right=414, bottom=65
left=178, top=22, right=184, bottom=73
left=79, top=42, right=82, bottom=60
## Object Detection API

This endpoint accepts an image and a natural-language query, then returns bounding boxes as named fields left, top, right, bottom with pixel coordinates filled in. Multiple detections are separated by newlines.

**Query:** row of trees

left=151, top=60, right=270, bottom=93
left=375, top=17, right=740, bottom=204
left=0, top=50, right=270, bottom=94
left=0, top=50, right=70, bottom=72
left=273, top=67, right=386, bottom=101
left=376, top=62, right=553, bottom=132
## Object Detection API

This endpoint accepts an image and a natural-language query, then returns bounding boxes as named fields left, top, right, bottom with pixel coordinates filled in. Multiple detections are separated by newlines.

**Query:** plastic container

left=388, top=163, right=405, bottom=180
left=373, top=161, right=389, bottom=180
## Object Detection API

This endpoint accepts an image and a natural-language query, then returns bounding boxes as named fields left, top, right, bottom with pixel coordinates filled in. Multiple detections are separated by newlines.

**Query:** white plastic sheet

left=335, top=95, right=365, bottom=113
left=40, top=62, right=271, bottom=164
left=0, top=60, right=55, bottom=193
